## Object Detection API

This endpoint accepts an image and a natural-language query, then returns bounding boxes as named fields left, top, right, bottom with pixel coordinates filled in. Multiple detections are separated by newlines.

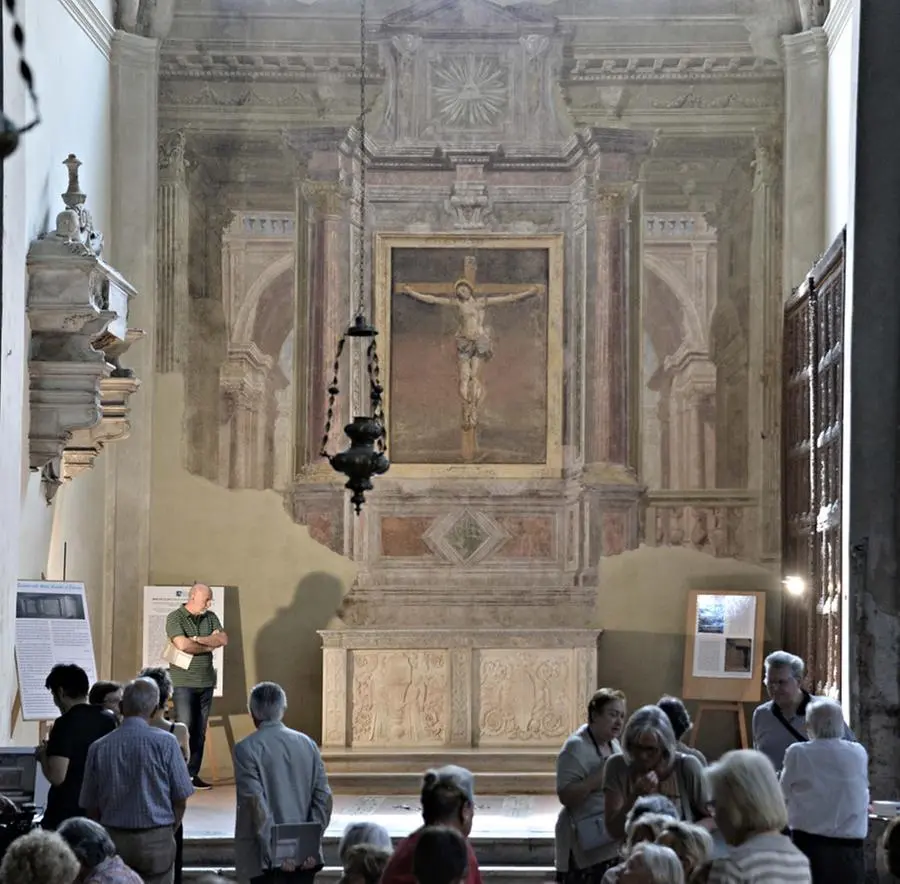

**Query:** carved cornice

left=318, top=628, right=603, bottom=651
left=567, top=54, right=782, bottom=82
left=823, top=0, right=853, bottom=48
left=58, top=0, right=114, bottom=59
left=61, top=374, right=142, bottom=481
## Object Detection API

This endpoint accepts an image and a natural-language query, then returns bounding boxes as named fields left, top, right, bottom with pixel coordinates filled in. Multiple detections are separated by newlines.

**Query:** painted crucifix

left=396, top=255, right=545, bottom=461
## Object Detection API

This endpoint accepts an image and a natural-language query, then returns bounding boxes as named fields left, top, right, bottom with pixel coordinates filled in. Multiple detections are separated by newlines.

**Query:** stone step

left=184, top=866, right=556, bottom=882
left=326, top=770, right=556, bottom=795
left=322, top=748, right=559, bottom=774
left=184, top=836, right=556, bottom=868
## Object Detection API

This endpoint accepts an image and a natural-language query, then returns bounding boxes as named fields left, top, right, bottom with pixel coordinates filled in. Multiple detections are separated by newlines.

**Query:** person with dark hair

left=657, top=697, right=706, bottom=766
left=380, top=766, right=482, bottom=884
left=57, top=817, right=142, bottom=883
left=38, top=664, right=116, bottom=830
left=556, top=687, right=627, bottom=882
left=88, top=682, right=122, bottom=721
left=412, top=826, right=469, bottom=884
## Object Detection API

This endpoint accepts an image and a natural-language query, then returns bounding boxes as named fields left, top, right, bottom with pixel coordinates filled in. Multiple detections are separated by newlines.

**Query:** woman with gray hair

left=617, top=842, right=684, bottom=884
left=602, top=705, right=713, bottom=842
left=57, top=817, right=142, bottom=883
left=338, top=821, right=393, bottom=864
left=780, top=698, right=868, bottom=884
left=704, top=749, right=810, bottom=883
left=0, top=829, right=80, bottom=884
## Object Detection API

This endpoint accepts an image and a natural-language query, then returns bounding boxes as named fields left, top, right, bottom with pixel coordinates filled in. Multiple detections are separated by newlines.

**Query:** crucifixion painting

left=390, top=248, right=549, bottom=465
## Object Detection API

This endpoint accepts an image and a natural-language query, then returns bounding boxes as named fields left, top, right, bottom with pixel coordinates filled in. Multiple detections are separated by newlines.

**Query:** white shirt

left=780, top=738, right=869, bottom=839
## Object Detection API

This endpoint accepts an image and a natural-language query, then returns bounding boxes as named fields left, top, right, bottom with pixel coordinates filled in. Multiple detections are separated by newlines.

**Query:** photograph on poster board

left=692, top=594, right=756, bottom=680
left=142, top=586, right=225, bottom=698
left=15, top=581, right=98, bottom=721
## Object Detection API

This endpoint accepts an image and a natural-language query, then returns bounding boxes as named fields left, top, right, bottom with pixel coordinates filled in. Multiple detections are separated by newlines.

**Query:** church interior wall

left=145, top=0, right=792, bottom=769
left=2, top=0, right=115, bottom=739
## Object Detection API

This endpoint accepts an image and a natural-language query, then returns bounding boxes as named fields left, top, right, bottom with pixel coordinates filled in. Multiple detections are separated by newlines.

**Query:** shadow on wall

left=216, top=585, right=248, bottom=717
left=254, top=571, right=345, bottom=739
left=595, top=545, right=781, bottom=763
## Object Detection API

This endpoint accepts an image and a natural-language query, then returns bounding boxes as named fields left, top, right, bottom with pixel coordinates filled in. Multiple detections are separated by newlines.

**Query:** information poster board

left=682, top=590, right=766, bottom=702
left=142, top=586, right=225, bottom=698
left=15, top=581, right=98, bottom=721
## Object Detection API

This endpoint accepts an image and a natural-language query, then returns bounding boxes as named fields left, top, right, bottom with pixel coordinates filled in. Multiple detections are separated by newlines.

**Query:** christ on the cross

left=400, top=255, right=545, bottom=436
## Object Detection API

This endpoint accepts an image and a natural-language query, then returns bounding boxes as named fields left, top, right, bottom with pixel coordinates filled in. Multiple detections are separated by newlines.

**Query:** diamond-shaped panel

left=444, top=511, right=491, bottom=562
left=423, top=509, right=511, bottom=565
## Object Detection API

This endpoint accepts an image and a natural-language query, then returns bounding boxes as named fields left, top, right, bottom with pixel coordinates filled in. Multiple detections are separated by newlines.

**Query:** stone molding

left=319, top=627, right=602, bottom=650
left=782, top=27, right=828, bottom=67
left=61, top=372, right=142, bottom=481
left=58, top=0, right=115, bottom=59
left=823, top=0, right=853, bottom=49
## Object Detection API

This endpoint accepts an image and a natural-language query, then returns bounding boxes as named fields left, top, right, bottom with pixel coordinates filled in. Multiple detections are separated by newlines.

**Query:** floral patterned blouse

left=85, top=855, right=143, bottom=884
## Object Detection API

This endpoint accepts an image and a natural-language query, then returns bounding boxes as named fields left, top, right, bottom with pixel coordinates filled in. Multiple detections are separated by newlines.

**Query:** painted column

left=106, top=31, right=161, bottom=676
left=156, top=130, right=190, bottom=373
left=585, top=187, right=630, bottom=471
left=748, top=133, right=782, bottom=565
left=781, top=28, right=828, bottom=297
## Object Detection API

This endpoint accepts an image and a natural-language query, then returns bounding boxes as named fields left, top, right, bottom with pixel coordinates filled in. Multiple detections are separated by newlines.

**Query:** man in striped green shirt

left=166, top=583, right=228, bottom=789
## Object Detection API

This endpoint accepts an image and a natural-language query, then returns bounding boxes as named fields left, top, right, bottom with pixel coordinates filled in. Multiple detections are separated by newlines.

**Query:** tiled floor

left=183, top=786, right=560, bottom=842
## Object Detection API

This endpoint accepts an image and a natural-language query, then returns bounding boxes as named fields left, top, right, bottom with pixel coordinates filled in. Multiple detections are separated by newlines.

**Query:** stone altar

left=290, top=0, right=650, bottom=775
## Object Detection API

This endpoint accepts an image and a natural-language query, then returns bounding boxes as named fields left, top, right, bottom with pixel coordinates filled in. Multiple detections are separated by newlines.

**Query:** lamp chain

left=355, top=0, right=367, bottom=319
left=4, top=0, right=41, bottom=133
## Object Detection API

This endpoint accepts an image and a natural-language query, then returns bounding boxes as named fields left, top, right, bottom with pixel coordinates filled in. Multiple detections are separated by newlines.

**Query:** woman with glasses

left=602, top=706, right=714, bottom=843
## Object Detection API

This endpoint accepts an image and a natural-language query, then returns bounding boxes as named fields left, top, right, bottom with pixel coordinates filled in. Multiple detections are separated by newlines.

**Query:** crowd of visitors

left=0, top=647, right=893, bottom=884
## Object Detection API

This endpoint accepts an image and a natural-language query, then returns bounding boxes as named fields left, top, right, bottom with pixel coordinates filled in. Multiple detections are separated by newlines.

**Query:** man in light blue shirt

left=233, top=682, right=332, bottom=883
left=81, top=677, right=194, bottom=884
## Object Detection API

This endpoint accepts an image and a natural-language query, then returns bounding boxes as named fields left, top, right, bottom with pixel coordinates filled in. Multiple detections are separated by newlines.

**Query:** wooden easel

left=689, top=702, right=749, bottom=750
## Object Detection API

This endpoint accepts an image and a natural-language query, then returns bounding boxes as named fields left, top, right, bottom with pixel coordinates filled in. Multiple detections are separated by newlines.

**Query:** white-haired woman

left=780, top=698, right=868, bottom=884
left=704, top=749, right=810, bottom=883
left=656, top=820, right=714, bottom=881
left=556, top=687, right=627, bottom=883
left=57, top=817, right=142, bottom=883
left=752, top=651, right=853, bottom=773
left=0, top=829, right=80, bottom=884
left=601, top=799, right=679, bottom=884
left=618, top=843, right=684, bottom=884
left=603, top=705, right=713, bottom=843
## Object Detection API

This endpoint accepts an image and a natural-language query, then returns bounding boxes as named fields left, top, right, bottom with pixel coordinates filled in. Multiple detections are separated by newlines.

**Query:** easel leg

left=736, top=704, right=749, bottom=749
left=205, top=721, right=219, bottom=784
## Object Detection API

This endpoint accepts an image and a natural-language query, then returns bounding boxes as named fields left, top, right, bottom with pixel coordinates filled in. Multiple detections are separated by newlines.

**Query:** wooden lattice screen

left=782, top=230, right=846, bottom=696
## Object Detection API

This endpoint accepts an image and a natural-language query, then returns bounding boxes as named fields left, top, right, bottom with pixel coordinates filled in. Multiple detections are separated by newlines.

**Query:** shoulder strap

left=771, top=703, right=808, bottom=744
left=674, top=754, right=694, bottom=822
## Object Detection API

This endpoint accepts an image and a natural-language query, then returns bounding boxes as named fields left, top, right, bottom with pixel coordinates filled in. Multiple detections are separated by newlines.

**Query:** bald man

left=165, top=583, right=228, bottom=789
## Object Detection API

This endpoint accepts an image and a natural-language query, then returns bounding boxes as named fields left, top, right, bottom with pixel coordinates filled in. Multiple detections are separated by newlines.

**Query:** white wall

left=2, top=0, right=115, bottom=739
left=824, top=0, right=859, bottom=244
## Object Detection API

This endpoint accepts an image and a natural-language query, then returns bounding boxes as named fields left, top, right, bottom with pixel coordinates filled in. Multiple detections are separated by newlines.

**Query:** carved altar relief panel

left=349, top=650, right=449, bottom=747
left=476, top=648, right=573, bottom=746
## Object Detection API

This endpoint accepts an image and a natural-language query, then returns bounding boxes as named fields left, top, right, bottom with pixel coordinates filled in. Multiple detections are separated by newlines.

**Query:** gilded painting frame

left=375, top=233, right=564, bottom=479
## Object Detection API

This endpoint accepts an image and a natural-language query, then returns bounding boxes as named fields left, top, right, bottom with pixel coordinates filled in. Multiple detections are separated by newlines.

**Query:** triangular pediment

left=382, top=0, right=556, bottom=34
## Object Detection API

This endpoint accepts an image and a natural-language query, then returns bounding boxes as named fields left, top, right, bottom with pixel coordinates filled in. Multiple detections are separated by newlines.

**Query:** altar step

left=322, top=747, right=558, bottom=795
left=185, top=866, right=555, bottom=882
left=184, top=834, right=556, bottom=869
